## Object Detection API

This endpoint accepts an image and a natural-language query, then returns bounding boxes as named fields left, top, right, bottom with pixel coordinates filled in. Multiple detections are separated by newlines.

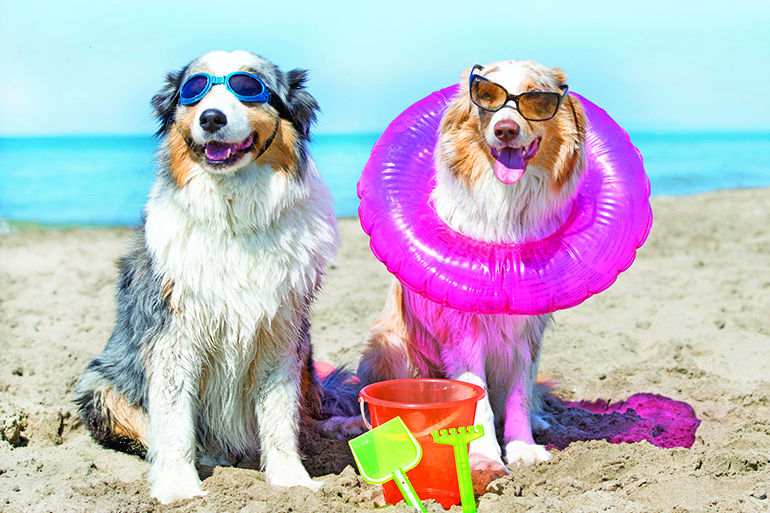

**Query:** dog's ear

left=553, top=94, right=587, bottom=191
left=440, top=68, right=475, bottom=134
left=284, top=69, right=319, bottom=140
left=151, top=67, right=186, bottom=137
left=547, top=65, right=587, bottom=191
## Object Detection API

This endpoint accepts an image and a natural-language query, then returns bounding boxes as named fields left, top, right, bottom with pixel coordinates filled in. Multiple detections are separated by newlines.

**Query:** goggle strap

left=267, top=94, right=303, bottom=136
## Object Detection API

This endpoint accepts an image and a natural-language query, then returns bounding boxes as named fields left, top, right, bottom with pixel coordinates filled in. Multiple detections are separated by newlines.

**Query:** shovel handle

left=393, top=468, right=426, bottom=513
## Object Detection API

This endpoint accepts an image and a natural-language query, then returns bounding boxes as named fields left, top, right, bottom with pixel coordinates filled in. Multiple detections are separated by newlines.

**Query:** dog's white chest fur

left=433, top=162, right=575, bottom=244
left=143, top=161, right=337, bottom=456
left=146, top=163, right=335, bottom=320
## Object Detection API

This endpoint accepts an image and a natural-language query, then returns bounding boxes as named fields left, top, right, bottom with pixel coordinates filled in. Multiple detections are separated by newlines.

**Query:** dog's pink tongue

left=205, top=142, right=233, bottom=161
left=494, top=147, right=526, bottom=184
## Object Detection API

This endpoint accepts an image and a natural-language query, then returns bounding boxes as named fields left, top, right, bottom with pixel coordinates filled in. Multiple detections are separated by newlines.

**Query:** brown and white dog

left=74, top=51, right=352, bottom=504
left=358, top=60, right=586, bottom=480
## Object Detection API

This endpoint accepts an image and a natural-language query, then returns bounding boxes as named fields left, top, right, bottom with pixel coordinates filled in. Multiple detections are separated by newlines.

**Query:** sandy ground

left=1, top=188, right=769, bottom=512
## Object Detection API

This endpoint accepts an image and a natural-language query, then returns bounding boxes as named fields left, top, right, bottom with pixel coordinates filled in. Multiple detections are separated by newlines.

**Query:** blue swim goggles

left=179, top=71, right=271, bottom=105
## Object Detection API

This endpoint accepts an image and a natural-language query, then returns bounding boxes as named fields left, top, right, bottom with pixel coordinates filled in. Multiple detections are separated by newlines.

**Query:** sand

left=1, top=188, right=769, bottom=512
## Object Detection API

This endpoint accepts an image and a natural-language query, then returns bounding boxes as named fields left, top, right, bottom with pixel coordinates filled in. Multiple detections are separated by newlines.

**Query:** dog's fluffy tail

left=319, top=366, right=361, bottom=418
left=315, top=366, right=366, bottom=439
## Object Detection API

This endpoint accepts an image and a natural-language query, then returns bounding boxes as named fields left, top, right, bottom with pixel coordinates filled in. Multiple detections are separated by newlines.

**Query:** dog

left=358, top=60, right=586, bottom=480
left=74, top=51, right=348, bottom=504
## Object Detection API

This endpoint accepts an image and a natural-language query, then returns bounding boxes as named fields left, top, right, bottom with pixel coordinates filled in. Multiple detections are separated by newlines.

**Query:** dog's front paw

left=148, top=462, right=208, bottom=504
left=504, top=440, right=551, bottom=466
left=469, top=452, right=508, bottom=473
left=266, top=456, right=323, bottom=492
left=269, top=471, right=324, bottom=492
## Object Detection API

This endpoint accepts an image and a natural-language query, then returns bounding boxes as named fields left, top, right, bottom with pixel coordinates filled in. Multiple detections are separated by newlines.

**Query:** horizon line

left=3, top=129, right=770, bottom=139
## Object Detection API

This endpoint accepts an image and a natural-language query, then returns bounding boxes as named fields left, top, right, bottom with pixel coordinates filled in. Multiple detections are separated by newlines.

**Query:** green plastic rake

left=431, top=425, right=485, bottom=513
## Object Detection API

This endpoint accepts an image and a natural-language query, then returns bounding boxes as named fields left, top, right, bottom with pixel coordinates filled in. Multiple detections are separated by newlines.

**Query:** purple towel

left=537, top=393, right=700, bottom=450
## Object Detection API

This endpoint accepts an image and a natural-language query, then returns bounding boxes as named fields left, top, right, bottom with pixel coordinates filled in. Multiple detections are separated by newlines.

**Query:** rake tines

left=432, top=425, right=484, bottom=446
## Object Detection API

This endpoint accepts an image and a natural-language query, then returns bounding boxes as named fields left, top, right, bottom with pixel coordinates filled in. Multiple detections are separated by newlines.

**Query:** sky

left=1, top=0, right=769, bottom=136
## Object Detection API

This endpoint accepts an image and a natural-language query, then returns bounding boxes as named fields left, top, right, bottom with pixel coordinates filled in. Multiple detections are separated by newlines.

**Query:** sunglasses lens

left=180, top=74, right=210, bottom=103
left=518, top=92, right=561, bottom=120
left=471, top=77, right=507, bottom=111
left=228, top=73, right=266, bottom=99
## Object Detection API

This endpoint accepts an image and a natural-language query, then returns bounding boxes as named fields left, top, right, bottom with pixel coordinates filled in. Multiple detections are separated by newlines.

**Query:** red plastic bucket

left=359, top=379, right=486, bottom=509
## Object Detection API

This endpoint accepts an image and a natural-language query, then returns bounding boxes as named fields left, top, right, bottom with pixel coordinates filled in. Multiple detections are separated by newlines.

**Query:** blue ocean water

left=1, top=132, right=769, bottom=226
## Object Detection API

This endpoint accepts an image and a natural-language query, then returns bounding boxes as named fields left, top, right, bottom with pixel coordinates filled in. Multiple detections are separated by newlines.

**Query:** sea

left=1, top=132, right=769, bottom=226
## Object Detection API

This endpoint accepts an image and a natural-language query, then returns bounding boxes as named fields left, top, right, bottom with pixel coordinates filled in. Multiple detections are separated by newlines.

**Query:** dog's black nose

left=199, top=109, right=227, bottom=133
left=494, top=120, right=520, bottom=143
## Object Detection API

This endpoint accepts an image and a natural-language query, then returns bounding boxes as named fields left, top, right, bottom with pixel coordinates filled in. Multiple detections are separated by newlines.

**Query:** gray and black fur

left=74, top=228, right=161, bottom=456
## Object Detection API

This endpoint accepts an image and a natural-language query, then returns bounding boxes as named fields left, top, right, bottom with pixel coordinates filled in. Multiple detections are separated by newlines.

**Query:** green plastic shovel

left=348, top=417, right=426, bottom=512
left=431, top=425, right=485, bottom=513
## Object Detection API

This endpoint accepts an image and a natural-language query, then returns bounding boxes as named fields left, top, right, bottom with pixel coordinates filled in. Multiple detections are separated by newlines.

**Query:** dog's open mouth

left=203, top=134, right=255, bottom=167
left=490, top=137, right=541, bottom=185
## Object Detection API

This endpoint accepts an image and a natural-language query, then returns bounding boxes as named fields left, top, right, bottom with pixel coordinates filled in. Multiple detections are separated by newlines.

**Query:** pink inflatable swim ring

left=357, top=85, right=653, bottom=315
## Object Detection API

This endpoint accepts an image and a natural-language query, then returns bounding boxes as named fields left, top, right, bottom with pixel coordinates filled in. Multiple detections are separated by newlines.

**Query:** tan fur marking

left=261, top=120, right=299, bottom=175
left=168, top=109, right=199, bottom=187
left=161, top=276, right=174, bottom=302
left=533, top=94, right=586, bottom=192
left=551, top=67, right=568, bottom=85
left=160, top=276, right=182, bottom=314
left=247, top=109, right=299, bottom=176
left=101, top=387, right=148, bottom=445
left=300, top=359, right=323, bottom=422
left=558, top=95, right=587, bottom=190
left=381, top=280, right=408, bottom=336
left=436, top=71, right=495, bottom=188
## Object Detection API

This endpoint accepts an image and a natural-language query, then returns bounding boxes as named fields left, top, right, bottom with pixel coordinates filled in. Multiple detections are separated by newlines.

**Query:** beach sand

left=1, top=188, right=769, bottom=512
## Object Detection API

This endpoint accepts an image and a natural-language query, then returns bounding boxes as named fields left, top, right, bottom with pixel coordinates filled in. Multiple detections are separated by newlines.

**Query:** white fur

left=143, top=52, right=336, bottom=502
left=433, top=159, right=575, bottom=244
left=147, top=326, right=208, bottom=503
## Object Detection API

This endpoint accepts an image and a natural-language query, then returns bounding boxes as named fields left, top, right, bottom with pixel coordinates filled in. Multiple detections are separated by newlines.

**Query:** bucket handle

left=358, top=396, right=373, bottom=430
